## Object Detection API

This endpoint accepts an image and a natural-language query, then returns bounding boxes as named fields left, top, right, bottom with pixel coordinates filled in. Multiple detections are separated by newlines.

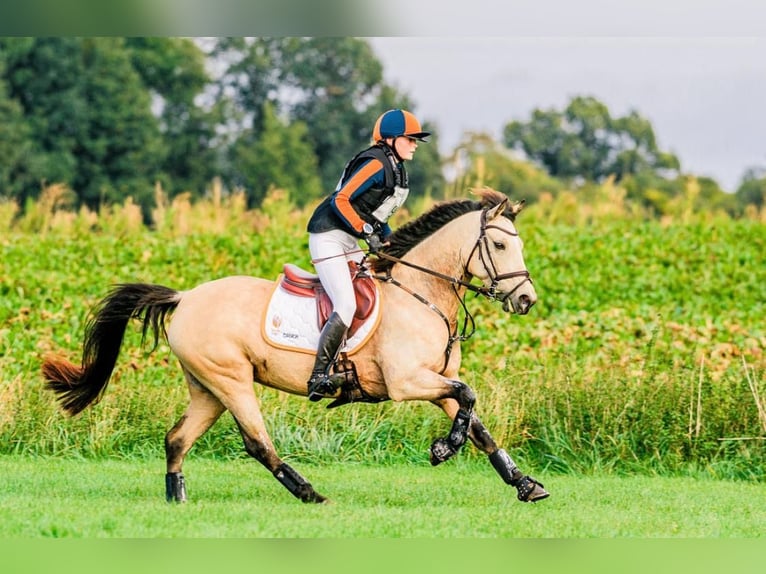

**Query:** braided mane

left=371, top=187, right=516, bottom=274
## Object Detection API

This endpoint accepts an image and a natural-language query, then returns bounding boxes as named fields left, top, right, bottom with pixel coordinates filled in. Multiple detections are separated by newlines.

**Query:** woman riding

left=305, top=108, right=430, bottom=401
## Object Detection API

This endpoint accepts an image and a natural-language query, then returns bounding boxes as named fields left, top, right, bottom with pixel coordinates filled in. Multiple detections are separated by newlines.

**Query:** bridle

left=371, top=206, right=533, bottom=372
left=466, top=207, right=533, bottom=307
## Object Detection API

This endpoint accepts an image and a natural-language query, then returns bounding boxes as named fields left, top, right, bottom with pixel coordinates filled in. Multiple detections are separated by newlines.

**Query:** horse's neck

left=393, top=217, right=473, bottom=317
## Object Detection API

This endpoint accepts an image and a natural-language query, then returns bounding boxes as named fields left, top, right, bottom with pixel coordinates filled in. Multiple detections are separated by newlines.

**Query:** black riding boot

left=307, top=312, right=349, bottom=401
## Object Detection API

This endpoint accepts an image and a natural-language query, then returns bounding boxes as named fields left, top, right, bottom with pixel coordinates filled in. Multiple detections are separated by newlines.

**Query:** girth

left=279, top=262, right=377, bottom=337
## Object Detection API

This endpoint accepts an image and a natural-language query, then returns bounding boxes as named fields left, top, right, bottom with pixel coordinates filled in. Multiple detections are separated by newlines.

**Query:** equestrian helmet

left=373, top=109, right=430, bottom=142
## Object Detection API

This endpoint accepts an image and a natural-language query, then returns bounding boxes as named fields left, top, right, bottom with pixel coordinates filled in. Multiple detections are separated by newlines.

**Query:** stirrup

left=307, top=372, right=336, bottom=402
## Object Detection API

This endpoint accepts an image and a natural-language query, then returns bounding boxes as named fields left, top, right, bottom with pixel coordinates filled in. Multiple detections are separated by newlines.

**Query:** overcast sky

left=367, top=36, right=766, bottom=192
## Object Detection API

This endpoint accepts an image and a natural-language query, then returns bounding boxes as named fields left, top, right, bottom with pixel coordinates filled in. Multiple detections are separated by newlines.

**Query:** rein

left=371, top=207, right=532, bottom=373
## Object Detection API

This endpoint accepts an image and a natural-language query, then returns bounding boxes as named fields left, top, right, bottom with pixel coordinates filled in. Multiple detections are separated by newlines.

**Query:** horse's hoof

left=165, top=472, right=187, bottom=503
left=516, top=475, right=550, bottom=503
left=430, top=438, right=457, bottom=466
left=304, top=492, right=330, bottom=504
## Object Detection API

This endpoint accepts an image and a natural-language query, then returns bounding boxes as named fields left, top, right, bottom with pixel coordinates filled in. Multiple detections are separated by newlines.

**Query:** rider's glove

left=363, top=223, right=384, bottom=254
left=365, top=233, right=384, bottom=254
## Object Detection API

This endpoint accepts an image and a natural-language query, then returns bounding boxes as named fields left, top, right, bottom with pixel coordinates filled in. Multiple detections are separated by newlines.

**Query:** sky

left=367, top=33, right=766, bottom=192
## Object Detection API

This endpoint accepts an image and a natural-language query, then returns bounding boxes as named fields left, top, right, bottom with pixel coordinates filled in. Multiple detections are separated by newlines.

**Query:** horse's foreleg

left=428, top=380, right=476, bottom=465
left=165, top=370, right=226, bottom=502
left=433, top=399, right=550, bottom=503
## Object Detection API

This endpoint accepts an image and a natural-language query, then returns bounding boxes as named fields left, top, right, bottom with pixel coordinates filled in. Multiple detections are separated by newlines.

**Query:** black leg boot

left=307, top=312, right=348, bottom=401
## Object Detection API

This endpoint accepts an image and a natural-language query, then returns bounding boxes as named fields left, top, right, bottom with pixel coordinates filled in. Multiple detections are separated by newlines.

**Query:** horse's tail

left=42, top=283, right=181, bottom=416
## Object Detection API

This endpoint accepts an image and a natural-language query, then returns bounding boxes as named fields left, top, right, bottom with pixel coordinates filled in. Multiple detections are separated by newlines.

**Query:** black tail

left=42, top=283, right=180, bottom=416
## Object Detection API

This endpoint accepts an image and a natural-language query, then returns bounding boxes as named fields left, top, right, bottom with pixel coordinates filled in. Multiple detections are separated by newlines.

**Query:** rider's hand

left=365, top=232, right=384, bottom=254
left=363, top=222, right=385, bottom=254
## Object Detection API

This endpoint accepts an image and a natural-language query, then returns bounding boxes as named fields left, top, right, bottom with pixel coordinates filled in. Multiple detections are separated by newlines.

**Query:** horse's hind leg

left=165, top=368, right=226, bottom=502
left=214, top=374, right=327, bottom=504
left=432, top=398, right=549, bottom=503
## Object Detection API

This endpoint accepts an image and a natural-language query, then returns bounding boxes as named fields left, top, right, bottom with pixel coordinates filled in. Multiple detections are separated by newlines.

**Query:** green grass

left=0, top=456, right=763, bottom=538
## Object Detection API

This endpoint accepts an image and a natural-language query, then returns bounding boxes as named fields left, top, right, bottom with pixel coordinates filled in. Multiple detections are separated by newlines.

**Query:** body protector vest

left=307, top=144, right=409, bottom=236
left=337, top=144, right=409, bottom=224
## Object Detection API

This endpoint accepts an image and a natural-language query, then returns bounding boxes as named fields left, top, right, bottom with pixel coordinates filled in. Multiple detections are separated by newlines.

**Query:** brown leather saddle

left=278, top=261, right=377, bottom=338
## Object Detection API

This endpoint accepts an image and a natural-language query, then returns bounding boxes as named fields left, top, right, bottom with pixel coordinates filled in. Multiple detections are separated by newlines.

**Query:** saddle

left=278, top=261, right=377, bottom=338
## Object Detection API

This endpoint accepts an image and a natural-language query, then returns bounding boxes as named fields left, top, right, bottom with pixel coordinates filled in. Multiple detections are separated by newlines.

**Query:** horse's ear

left=510, top=199, right=525, bottom=216
left=486, top=198, right=509, bottom=221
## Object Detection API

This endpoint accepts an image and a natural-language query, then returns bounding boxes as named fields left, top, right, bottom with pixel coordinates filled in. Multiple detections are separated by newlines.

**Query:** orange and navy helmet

left=372, top=109, right=430, bottom=142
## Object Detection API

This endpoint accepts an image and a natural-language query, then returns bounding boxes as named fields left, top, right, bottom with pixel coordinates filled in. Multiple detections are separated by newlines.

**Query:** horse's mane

left=371, top=187, right=517, bottom=274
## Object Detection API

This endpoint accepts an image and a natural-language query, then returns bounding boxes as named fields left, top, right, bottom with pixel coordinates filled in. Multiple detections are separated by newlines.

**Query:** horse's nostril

left=519, top=294, right=530, bottom=309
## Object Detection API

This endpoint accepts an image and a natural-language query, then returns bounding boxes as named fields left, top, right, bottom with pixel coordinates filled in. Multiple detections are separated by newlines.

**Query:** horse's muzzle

left=515, top=293, right=535, bottom=314
left=502, top=291, right=536, bottom=314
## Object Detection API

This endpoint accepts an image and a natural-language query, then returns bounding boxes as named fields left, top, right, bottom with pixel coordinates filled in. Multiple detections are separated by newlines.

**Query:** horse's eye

left=493, top=241, right=505, bottom=250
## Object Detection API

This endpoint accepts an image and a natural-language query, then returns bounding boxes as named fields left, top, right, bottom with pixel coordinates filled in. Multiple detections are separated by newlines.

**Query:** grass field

left=0, top=456, right=763, bottom=538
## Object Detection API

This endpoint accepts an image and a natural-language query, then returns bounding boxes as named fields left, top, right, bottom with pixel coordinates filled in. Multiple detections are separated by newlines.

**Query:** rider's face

left=392, top=137, right=418, bottom=161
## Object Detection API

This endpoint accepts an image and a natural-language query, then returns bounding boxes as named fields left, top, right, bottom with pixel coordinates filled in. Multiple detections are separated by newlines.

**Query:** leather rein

left=371, top=207, right=532, bottom=373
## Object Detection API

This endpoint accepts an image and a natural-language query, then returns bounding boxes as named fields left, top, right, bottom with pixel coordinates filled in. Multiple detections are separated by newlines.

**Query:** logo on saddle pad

left=262, top=263, right=381, bottom=354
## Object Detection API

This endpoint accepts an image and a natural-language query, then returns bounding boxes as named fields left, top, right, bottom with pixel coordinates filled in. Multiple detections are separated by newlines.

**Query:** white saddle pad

left=262, top=278, right=381, bottom=355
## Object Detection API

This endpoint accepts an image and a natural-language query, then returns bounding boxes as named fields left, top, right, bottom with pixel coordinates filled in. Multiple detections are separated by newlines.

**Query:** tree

left=0, top=37, right=86, bottom=203
left=0, top=38, right=165, bottom=213
left=0, top=59, right=32, bottom=200
left=75, top=38, right=164, bottom=210
left=445, top=132, right=562, bottom=203
left=126, top=38, right=221, bottom=198
left=229, top=102, right=322, bottom=208
left=210, top=37, right=441, bottom=199
left=278, top=37, right=387, bottom=189
left=503, top=95, right=680, bottom=183
left=735, top=167, right=766, bottom=211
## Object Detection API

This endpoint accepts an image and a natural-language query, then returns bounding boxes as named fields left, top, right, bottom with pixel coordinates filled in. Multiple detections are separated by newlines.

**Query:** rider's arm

left=330, top=158, right=385, bottom=236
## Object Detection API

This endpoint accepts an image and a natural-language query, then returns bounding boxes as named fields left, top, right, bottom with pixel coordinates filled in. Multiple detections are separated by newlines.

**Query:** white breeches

left=309, top=229, right=364, bottom=326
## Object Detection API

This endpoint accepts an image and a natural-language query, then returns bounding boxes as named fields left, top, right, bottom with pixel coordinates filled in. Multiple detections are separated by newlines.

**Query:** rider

left=305, top=108, right=430, bottom=401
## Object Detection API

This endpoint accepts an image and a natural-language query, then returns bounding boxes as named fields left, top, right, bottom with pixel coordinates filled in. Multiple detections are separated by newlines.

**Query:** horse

left=42, top=187, right=549, bottom=504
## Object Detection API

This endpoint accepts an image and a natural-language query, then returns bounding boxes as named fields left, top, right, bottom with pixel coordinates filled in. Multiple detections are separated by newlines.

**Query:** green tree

left=503, top=95, right=680, bottom=182
left=0, top=60, right=32, bottom=200
left=0, top=38, right=164, bottom=213
left=229, top=102, right=322, bottom=208
left=126, top=38, right=221, bottom=197
left=735, top=167, right=766, bottom=211
left=279, top=37, right=388, bottom=190
left=211, top=37, right=441, bottom=200
left=74, top=38, right=164, bottom=211
left=445, top=132, right=562, bottom=203
left=211, top=37, right=284, bottom=135
left=0, top=37, right=85, bottom=202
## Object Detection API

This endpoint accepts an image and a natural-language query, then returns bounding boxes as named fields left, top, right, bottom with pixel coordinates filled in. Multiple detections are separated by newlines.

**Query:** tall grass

left=1, top=183, right=764, bottom=479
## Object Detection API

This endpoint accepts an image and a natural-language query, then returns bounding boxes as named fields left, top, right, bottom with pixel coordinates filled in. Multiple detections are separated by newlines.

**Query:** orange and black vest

left=307, top=143, right=408, bottom=238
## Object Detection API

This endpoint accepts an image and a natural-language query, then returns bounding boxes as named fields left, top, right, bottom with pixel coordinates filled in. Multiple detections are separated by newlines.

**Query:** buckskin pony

left=42, top=187, right=549, bottom=504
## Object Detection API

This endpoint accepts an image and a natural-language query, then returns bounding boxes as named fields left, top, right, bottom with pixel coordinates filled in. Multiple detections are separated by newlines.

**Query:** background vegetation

left=1, top=37, right=765, bottom=222
left=1, top=186, right=764, bottom=481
